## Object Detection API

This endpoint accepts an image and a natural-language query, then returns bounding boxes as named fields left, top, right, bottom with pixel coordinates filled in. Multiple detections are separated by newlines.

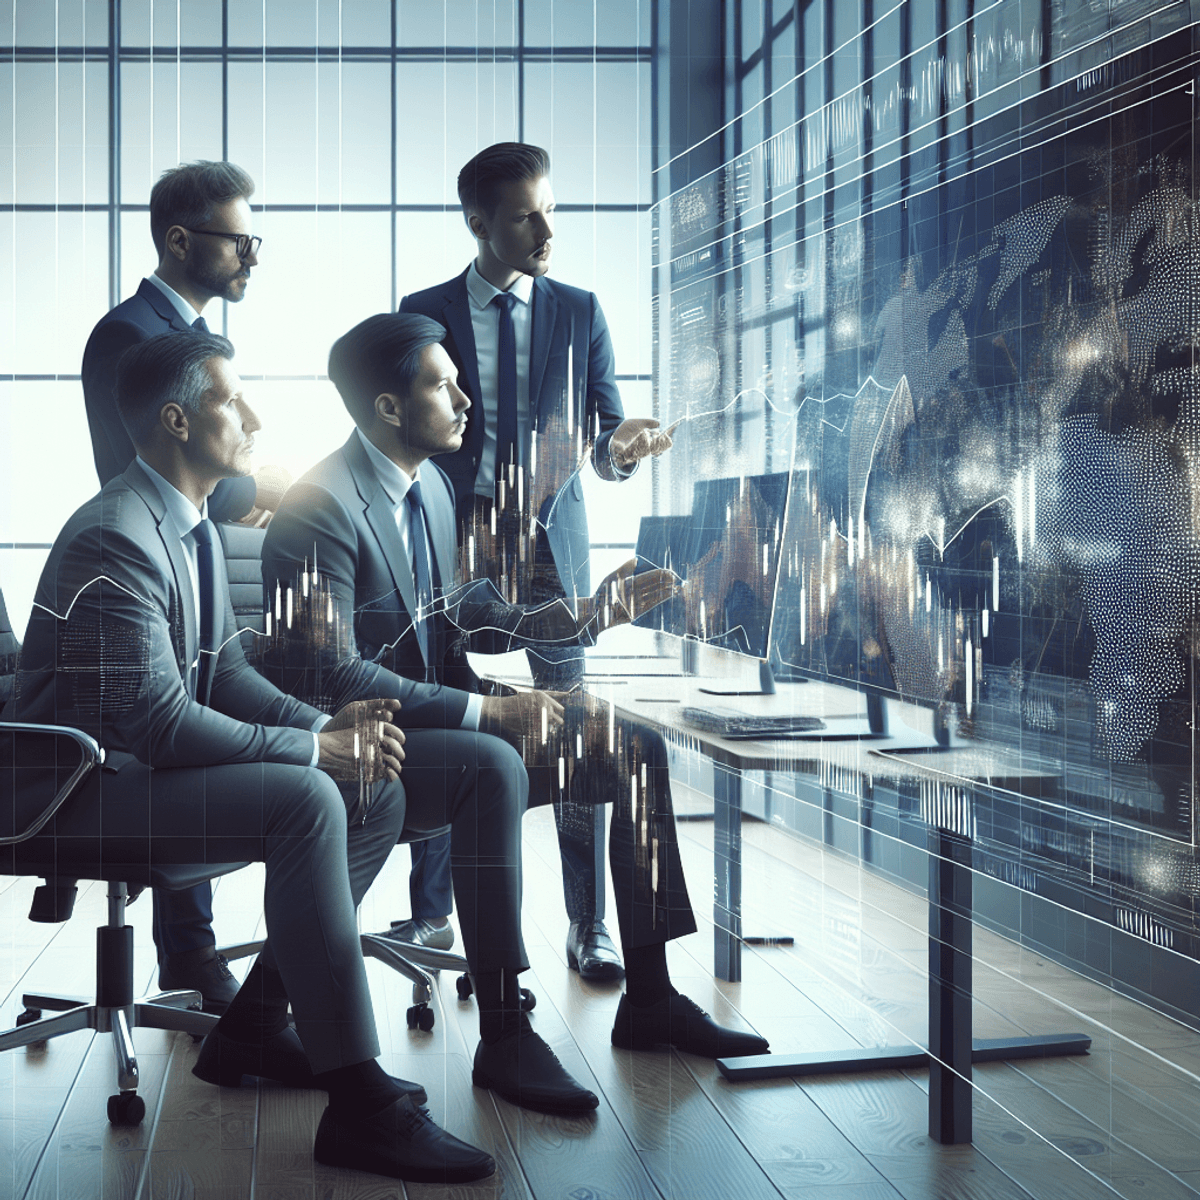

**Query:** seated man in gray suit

left=13, top=332, right=495, bottom=1184
left=260, top=314, right=770, bottom=1117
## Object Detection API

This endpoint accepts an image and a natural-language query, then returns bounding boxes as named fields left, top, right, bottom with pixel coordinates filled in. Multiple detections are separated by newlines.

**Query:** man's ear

left=164, top=224, right=190, bottom=263
left=467, top=211, right=489, bottom=242
left=159, top=401, right=190, bottom=444
left=375, top=392, right=405, bottom=429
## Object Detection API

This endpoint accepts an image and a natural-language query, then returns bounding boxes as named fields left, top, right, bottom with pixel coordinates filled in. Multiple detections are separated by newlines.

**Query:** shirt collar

left=135, top=456, right=207, bottom=538
left=355, top=428, right=418, bottom=510
left=145, top=272, right=203, bottom=328
left=466, top=260, right=534, bottom=311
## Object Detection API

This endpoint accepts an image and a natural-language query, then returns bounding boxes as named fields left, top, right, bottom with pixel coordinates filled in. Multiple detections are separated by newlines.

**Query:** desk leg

left=714, top=765, right=742, bottom=982
left=928, top=828, right=973, bottom=1145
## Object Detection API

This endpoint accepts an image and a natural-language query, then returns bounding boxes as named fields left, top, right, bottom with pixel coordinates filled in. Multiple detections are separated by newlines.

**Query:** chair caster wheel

left=456, top=974, right=473, bottom=1001
left=520, top=987, right=536, bottom=1013
left=107, top=1092, right=146, bottom=1125
left=406, top=1004, right=435, bottom=1032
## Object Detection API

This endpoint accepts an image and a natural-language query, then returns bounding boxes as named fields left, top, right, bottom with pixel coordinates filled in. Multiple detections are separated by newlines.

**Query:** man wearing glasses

left=79, top=160, right=276, bottom=1013
left=82, top=160, right=268, bottom=527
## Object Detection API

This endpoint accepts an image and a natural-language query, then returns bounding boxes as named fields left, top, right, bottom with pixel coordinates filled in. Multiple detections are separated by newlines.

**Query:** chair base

left=0, top=988, right=217, bottom=1124
left=222, top=933, right=474, bottom=1033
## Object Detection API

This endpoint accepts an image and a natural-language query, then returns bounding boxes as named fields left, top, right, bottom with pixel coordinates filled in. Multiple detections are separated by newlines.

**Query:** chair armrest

left=0, top=721, right=103, bottom=846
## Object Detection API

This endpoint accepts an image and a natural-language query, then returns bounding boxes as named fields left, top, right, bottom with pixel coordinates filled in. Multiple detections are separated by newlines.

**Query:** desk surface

left=471, top=629, right=1059, bottom=791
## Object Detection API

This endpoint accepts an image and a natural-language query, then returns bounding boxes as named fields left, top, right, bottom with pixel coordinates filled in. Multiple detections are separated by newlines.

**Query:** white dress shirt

left=355, top=430, right=482, bottom=730
left=146, top=271, right=203, bottom=326
left=464, top=262, right=534, bottom=496
left=136, top=456, right=325, bottom=765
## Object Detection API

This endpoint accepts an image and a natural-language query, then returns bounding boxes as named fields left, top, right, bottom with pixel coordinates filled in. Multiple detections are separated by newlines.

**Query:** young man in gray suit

left=397, top=142, right=674, bottom=982
left=14, top=332, right=496, bottom=1184
left=261, top=314, right=769, bottom=1118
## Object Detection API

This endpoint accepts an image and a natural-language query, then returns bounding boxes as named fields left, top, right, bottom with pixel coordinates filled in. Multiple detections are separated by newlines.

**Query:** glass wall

left=653, top=0, right=1200, bottom=1185
left=0, top=0, right=653, bottom=633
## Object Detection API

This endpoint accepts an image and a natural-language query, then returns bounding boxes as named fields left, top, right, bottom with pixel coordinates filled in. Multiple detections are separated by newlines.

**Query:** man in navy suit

left=80, top=161, right=266, bottom=1012
left=398, top=143, right=673, bottom=981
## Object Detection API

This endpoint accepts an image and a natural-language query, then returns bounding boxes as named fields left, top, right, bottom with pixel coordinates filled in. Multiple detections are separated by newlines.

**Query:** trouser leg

left=526, top=644, right=606, bottom=921
left=407, top=832, right=454, bottom=920
left=151, top=881, right=215, bottom=956
left=40, top=758, right=403, bottom=1074
left=529, top=711, right=697, bottom=950
left=394, top=728, right=529, bottom=974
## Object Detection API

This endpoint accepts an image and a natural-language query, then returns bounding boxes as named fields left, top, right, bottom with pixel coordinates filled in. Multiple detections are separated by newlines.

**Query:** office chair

left=0, top=584, right=249, bottom=1124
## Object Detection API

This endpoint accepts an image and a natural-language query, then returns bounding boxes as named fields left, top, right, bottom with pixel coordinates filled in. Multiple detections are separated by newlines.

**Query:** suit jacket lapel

left=136, top=277, right=197, bottom=333
left=528, top=277, right=561, bottom=429
left=344, top=435, right=423, bottom=662
left=123, top=460, right=199, bottom=686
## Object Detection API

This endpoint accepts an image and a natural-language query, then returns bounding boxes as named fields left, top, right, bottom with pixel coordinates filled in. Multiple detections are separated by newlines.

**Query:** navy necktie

left=406, top=482, right=435, bottom=680
left=493, top=291, right=519, bottom=474
left=191, top=315, right=210, bottom=334
left=190, top=518, right=219, bottom=701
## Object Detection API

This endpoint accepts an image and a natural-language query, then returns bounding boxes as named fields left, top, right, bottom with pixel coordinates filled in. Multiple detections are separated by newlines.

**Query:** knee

left=476, top=735, right=530, bottom=811
left=368, top=776, right=407, bottom=839
left=288, top=768, right=347, bottom=836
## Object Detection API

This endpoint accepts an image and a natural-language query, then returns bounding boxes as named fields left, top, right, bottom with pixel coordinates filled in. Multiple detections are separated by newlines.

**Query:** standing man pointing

left=397, top=142, right=673, bottom=981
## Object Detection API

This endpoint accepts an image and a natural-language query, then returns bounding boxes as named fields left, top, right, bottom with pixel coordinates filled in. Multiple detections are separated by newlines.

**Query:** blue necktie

left=191, top=315, right=210, bottom=334
left=493, top=292, right=519, bottom=473
left=406, top=482, right=435, bottom=681
left=190, top=518, right=219, bottom=701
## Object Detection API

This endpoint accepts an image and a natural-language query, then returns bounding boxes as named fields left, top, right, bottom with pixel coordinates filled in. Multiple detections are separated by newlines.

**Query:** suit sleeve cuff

left=461, top=692, right=482, bottom=730
left=309, top=714, right=331, bottom=768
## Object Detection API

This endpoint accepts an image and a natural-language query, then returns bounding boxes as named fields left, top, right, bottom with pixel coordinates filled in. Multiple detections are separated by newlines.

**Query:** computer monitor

left=632, top=471, right=792, bottom=666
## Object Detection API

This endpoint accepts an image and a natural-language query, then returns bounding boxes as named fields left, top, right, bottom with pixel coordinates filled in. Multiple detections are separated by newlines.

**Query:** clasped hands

left=317, top=698, right=405, bottom=782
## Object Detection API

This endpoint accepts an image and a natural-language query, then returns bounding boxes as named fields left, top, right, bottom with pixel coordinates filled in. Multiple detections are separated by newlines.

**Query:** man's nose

left=240, top=398, right=263, bottom=433
left=243, top=242, right=259, bottom=267
left=452, top=382, right=471, bottom=413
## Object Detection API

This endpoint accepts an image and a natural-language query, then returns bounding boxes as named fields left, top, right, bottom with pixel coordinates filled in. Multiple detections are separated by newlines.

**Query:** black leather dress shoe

left=611, top=991, right=769, bottom=1058
left=193, top=1026, right=428, bottom=1105
left=566, top=918, right=625, bottom=983
left=374, top=917, right=456, bottom=951
left=158, top=946, right=239, bottom=1015
left=473, top=1016, right=599, bottom=1115
left=314, top=1094, right=495, bottom=1183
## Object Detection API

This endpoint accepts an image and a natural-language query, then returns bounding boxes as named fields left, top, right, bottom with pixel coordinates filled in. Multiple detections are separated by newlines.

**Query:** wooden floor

left=2, top=792, right=1199, bottom=1200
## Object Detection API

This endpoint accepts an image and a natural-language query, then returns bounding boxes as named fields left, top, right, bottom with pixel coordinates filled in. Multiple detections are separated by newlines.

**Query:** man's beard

left=186, top=257, right=248, bottom=303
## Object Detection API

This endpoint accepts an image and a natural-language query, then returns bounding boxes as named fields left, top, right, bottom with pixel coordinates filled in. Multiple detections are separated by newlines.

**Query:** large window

left=1, top=0, right=654, bottom=632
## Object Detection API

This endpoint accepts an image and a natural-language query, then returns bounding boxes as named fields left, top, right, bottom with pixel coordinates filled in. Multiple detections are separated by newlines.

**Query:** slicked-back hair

left=457, top=142, right=551, bottom=222
left=328, top=313, right=448, bottom=428
left=149, top=160, right=256, bottom=257
left=116, top=331, right=235, bottom=448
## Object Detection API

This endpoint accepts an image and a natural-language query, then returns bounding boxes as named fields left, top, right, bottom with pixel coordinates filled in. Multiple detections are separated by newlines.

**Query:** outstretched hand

left=610, top=417, right=681, bottom=468
left=581, top=557, right=681, bottom=635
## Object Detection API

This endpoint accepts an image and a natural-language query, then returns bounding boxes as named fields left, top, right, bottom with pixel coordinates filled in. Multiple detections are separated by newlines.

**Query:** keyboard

left=681, top=705, right=826, bottom=739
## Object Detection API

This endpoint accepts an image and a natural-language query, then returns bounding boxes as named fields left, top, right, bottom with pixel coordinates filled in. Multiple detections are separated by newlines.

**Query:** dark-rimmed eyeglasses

left=184, top=228, right=262, bottom=260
